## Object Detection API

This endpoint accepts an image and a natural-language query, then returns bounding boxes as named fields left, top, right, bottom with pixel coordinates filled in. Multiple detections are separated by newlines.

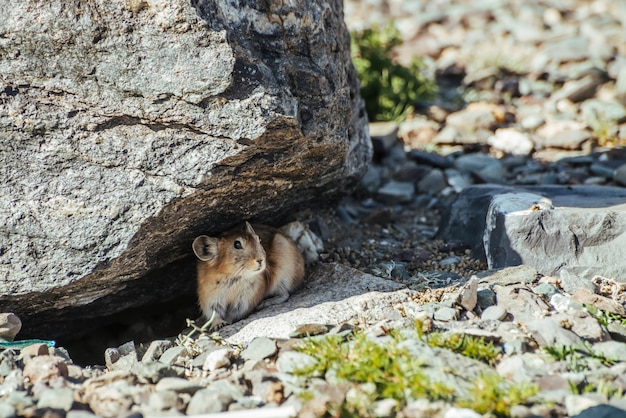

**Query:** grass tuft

left=351, top=22, right=436, bottom=122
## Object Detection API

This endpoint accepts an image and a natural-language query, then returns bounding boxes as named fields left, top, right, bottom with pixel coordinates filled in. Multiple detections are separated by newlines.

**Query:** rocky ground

left=3, top=0, right=626, bottom=417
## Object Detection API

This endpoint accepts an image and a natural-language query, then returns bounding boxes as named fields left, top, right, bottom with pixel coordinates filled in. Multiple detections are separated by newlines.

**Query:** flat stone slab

left=438, top=185, right=626, bottom=282
left=219, top=263, right=411, bottom=344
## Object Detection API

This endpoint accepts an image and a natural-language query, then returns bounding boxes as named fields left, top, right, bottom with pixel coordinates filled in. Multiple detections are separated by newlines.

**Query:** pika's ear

left=192, top=235, right=219, bottom=261
left=245, top=221, right=256, bottom=235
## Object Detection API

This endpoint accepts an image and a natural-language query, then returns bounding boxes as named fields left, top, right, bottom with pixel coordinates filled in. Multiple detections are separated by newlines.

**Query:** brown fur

left=192, top=222, right=305, bottom=328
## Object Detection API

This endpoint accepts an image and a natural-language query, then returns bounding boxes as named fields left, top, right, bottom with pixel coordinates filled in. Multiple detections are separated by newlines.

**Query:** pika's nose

left=256, top=259, right=264, bottom=268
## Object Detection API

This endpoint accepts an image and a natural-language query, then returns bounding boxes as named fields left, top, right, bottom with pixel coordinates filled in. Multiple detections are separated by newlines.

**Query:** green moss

left=294, top=326, right=537, bottom=417
left=351, top=23, right=436, bottom=122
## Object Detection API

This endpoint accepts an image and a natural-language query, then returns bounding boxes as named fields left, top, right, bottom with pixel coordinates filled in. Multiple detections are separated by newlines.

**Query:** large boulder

left=439, top=185, right=626, bottom=282
left=0, top=0, right=371, bottom=337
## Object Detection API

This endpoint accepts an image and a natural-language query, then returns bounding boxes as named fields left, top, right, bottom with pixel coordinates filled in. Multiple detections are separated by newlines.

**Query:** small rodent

left=192, top=222, right=305, bottom=329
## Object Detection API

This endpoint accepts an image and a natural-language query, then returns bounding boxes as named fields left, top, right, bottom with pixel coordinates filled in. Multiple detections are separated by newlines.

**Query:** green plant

left=415, top=320, right=501, bottom=366
left=295, top=331, right=455, bottom=407
left=458, top=372, right=539, bottom=416
left=294, top=327, right=537, bottom=417
left=544, top=342, right=618, bottom=372
left=569, top=379, right=624, bottom=399
left=351, top=23, right=436, bottom=122
left=584, top=304, right=626, bottom=327
left=585, top=110, right=622, bottom=147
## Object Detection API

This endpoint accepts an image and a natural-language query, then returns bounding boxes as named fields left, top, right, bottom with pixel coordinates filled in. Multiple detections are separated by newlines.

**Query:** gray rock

left=487, top=128, right=534, bottom=156
left=131, top=361, right=177, bottom=384
left=480, top=186, right=626, bottom=280
left=445, top=169, right=471, bottom=193
left=37, top=388, right=74, bottom=411
left=564, top=395, right=602, bottom=417
left=417, top=169, right=448, bottom=196
left=408, top=150, right=454, bottom=169
left=158, top=346, right=188, bottom=367
left=608, top=322, right=626, bottom=343
left=551, top=311, right=606, bottom=342
left=141, top=340, right=174, bottom=363
left=155, top=377, right=202, bottom=394
left=0, top=403, right=16, bottom=418
left=204, top=380, right=246, bottom=403
left=558, top=269, right=597, bottom=295
left=434, top=306, right=457, bottom=321
left=552, top=73, right=606, bottom=103
left=186, top=389, right=232, bottom=415
left=446, top=107, right=496, bottom=132
left=573, top=405, right=626, bottom=418
left=477, top=265, right=539, bottom=286
left=377, top=181, right=415, bottom=204
left=572, top=288, right=626, bottom=316
left=439, top=256, right=461, bottom=267
left=147, top=390, right=178, bottom=413
left=241, top=337, right=277, bottom=362
left=591, top=341, right=626, bottom=362
left=0, top=0, right=371, bottom=337
left=527, top=318, right=584, bottom=347
left=433, top=126, right=461, bottom=144
left=535, top=121, right=592, bottom=149
left=202, top=348, right=233, bottom=371
left=454, top=154, right=504, bottom=183
left=0, top=370, right=24, bottom=397
left=0, top=314, right=21, bottom=341
left=372, top=398, right=399, bottom=418
left=614, top=163, right=626, bottom=187
left=494, top=284, right=550, bottom=323
left=369, top=122, right=400, bottom=155
left=533, top=283, right=559, bottom=299
left=22, top=355, right=68, bottom=384
left=476, top=289, right=497, bottom=309
left=590, top=162, right=618, bottom=179
left=398, top=117, right=439, bottom=150
left=496, top=353, right=548, bottom=383
left=520, top=114, right=545, bottom=131
left=1, top=391, right=33, bottom=415
left=276, top=351, right=318, bottom=374
left=542, top=36, right=590, bottom=63
left=581, top=99, right=626, bottom=125
left=105, top=341, right=138, bottom=371
left=443, top=407, right=482, bottom=418
left=360, top=164, right=384, bottom=194
left=503, top=340, right=527, bottom=356
left=481, top=305, right=507, bottom=321
left=289, top=324, right=332, bottom=338
left=458, top=277, right=478, bottom=312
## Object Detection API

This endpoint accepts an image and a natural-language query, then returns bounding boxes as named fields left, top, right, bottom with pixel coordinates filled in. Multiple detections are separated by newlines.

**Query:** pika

left=192, top=222, right=305, bottom=329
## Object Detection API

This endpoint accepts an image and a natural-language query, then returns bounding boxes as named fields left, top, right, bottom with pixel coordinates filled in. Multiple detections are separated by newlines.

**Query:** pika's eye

left=234, top=240, right=243, bottom=249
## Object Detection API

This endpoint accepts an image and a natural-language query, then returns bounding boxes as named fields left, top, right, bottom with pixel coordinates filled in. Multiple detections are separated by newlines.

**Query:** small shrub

left=351, top=22, right=436, bottom=122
